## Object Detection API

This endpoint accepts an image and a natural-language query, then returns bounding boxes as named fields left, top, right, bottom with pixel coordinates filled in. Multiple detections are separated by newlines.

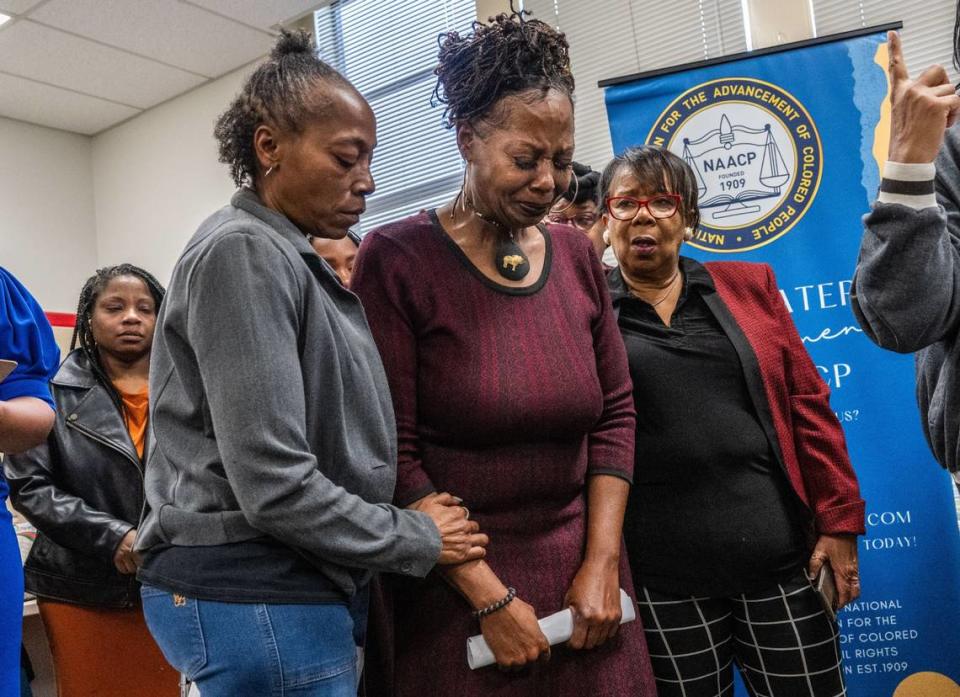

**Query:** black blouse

left=611, top=258, right=807, bottom=597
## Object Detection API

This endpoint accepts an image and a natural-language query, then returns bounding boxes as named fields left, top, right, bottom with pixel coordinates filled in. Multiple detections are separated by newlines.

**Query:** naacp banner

left=603, top=26, right=960, bottom=696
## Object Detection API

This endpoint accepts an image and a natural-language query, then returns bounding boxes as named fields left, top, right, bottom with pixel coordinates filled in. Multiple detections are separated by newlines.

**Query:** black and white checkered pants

left=637, top=571, right=846, bottom=697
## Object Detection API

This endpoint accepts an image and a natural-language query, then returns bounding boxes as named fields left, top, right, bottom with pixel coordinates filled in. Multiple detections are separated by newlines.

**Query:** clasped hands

left=411, top=493, right=620, bottom=672
left=409, top=491, right=488, bottom=565
left=113, top=528, right=142, bottom=575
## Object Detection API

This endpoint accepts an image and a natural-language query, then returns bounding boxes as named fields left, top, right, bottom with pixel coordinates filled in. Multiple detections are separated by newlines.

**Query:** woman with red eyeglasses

left=602, top=146, right=865, bottom=697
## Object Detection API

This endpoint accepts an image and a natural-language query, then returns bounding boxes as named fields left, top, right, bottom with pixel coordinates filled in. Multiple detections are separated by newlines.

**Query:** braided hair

left=214, top=30, right=353, bottom=187
left=433, top=3, right=574, bottom=129
left=71, top=264, right=166, bottom=415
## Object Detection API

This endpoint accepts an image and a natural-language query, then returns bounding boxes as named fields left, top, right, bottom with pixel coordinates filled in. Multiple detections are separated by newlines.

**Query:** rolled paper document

left=466, top=588, right=637, bottom=670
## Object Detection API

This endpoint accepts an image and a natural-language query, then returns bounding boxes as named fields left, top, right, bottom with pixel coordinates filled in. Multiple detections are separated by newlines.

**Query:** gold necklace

left=629, top=268, right=681, bottom=307
left=450, top=193, right=530, bottom=280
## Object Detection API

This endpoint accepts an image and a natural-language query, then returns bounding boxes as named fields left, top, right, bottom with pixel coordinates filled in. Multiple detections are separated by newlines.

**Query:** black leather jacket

left=5, top=350, right=145, bottom=608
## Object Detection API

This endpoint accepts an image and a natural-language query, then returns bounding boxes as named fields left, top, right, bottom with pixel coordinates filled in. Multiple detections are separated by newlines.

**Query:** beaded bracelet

left=473, top=587, right=517, bottom=620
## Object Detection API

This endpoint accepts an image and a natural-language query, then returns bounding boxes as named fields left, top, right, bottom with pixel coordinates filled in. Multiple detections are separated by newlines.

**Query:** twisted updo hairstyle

left=214, top=30, right=352, bottom=187
left=433, top=6, right=574, bottom=129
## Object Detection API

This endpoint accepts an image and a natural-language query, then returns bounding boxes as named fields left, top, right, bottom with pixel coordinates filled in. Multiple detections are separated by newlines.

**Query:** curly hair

left=214, top=30, right=352, bottom=187
left=71, top=264, right=165, bottom=416
left=433, top=5, right=574, bottom=128
left=600, top=146, right=702, bottom=232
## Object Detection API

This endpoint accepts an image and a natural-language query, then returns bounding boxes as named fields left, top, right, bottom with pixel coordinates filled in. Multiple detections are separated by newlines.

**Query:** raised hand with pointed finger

left=887, top=30, right=960, bottom=164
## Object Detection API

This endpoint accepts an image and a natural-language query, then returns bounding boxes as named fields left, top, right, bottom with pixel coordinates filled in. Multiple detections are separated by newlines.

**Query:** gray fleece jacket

left=852, top=125, right=960, bottom=475
left=136, top=189, right=441, bottom=596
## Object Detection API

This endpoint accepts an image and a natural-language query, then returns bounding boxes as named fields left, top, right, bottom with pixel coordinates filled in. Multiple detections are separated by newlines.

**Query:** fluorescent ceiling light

left=0, top=13, right=10, bottom=27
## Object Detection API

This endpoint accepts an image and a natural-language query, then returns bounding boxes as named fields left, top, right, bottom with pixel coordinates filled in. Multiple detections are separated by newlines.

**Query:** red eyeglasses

left=605, top=194, right=681, bottom=221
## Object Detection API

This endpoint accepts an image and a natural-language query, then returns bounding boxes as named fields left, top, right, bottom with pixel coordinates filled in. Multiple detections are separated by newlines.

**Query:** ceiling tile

left=0, top=0, right=44, bottom=14
left=0, top=21, right=206, bottom=108
left=186, top=0, right=320, bottom=30
left=31, top=0, right=275, bottom=78
left=0, top=72, right=140, bottom=134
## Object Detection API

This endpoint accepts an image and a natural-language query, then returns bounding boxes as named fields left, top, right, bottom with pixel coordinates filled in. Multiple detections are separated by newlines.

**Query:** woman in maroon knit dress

left=351, top=10, right=656, bottom=697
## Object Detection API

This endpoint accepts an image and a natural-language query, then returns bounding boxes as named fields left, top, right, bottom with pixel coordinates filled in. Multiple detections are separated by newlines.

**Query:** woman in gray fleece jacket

left=135, top=31, right=486, bottom=696
left=853, top=28, right=960, bottom=489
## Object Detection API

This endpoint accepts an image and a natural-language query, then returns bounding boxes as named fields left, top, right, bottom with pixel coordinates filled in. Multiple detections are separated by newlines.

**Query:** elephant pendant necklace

left=452, top=189, right=530, bottom=281
left=493, top=233, right=529, bottom=281
left=473, top=210, right=530, bottom=281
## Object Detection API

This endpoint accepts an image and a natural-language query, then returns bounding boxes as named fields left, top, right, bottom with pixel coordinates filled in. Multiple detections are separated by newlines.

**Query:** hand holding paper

left=466, top=588, right=637, bottom=670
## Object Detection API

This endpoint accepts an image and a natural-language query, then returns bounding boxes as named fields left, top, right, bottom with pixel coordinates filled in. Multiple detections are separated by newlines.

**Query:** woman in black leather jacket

left=6, top=264, right=177, bottom=696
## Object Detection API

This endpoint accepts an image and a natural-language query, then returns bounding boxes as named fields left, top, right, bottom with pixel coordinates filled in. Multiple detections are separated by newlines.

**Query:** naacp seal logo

left=646, top=77, right=822, bottom=252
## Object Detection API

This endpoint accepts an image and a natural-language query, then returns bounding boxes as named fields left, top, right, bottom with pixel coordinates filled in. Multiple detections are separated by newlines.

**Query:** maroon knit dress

left=352, top=210, right=656, bottom=696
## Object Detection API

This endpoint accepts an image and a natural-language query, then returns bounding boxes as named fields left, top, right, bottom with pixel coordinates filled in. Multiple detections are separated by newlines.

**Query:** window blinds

left=314, top=0, right=474, bottom=234
left=523, top=0, right=747, bottom=171
left=811, top=0, right=958, bottom=84
left=312, top=0, right=953, bottom=232
left=525, top=0, right=955, bottom=171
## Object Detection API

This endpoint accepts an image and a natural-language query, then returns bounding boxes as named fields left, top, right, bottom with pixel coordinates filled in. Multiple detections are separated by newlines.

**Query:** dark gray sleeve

left=852, top=134, right=960, bottom=353
left=186, top=231, right=441, bottom=577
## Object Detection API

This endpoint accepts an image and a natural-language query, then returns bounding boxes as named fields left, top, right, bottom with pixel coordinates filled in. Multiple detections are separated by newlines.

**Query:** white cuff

left=878, top=161, right=937, bottom=209
left=883, top=161, right=936, bottom=180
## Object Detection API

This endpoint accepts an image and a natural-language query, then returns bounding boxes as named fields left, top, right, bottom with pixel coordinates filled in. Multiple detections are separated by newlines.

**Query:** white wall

left=91, top=65, right=250, bottom=286
left=746, top=0, right=815, bottom=48
left=476, top=0, right=510, bottom=19
left=0, top=117, right=97, bottom=312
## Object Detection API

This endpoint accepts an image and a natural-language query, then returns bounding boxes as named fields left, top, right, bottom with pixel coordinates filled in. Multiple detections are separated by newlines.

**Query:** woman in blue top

left=0, top=267, right=59, bottom=697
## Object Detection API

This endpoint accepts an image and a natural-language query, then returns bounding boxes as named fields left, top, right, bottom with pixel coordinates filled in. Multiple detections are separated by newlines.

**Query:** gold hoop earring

left=453, top=167, right=470, bottom=219
left=551, top=173, right=579, bottom=214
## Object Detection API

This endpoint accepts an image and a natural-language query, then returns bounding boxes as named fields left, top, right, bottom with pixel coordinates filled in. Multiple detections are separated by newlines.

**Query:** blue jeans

left=141, top=585, right=359, bottom=697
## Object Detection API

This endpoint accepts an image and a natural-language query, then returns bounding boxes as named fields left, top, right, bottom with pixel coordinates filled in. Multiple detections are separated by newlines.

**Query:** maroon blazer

left=703, top=261, right=865, bottom=536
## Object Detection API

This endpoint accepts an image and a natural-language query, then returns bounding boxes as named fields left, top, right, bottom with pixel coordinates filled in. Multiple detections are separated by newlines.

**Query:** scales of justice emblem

left=647, top=77, right=822, bottom=252
left=680, top=112, right=790, bottom=222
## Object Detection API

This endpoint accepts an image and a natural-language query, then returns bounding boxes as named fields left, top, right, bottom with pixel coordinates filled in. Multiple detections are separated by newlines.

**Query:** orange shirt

left=116, top=385, right=149, bottom=458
